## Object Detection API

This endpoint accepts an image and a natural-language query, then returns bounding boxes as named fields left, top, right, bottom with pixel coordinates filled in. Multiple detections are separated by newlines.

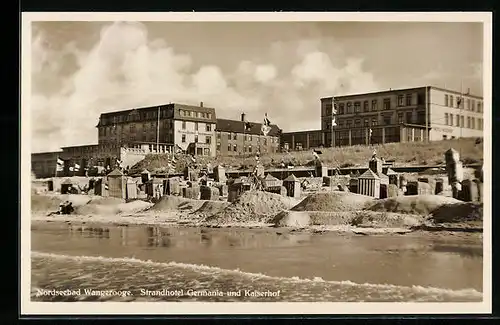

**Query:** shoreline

left=31, top=213, right=483, bottom=241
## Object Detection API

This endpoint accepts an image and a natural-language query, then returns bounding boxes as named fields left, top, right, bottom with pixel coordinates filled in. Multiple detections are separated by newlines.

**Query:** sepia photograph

left=22, top=12, right=492, bottom=315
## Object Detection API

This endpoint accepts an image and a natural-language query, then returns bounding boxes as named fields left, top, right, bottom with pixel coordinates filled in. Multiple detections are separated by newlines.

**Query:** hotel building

left=281, top=86, right=484, bottom=151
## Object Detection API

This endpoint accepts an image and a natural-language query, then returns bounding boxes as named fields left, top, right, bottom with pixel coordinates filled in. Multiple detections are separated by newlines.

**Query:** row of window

left=181, top=121, right=212, bottom=132
left=325, top=93, right=422, bottom=115
left=330, top=111, right=424, bottom=129
left=216, top=132, right=277, bottom=143
left=100, top=121, right=174, bottom=136
left=444, top=94, right=483, bottom=112
left=216, top=144, right=257, bottom=153
left=181, top=134, right=212, bottom=144
left=180, top=109, right=212, bottom=119
left=102, top=109, right=171, bottom=125
left=444, top=113, right=484, bottom=130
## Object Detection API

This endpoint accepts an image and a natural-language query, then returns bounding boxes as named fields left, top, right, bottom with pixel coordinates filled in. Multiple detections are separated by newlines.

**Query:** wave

left=31, top=251, right=483, bottom=300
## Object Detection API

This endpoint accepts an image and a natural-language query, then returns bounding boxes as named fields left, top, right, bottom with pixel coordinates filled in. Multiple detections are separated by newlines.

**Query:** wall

left=216, top=131, right=279, bottom=156
left=98, top=119, right=175, bottom=146
left=120, top=147, right=147, bottom=169
left=281, top=130, right=324, bottom=151
left=321, top=87, right=427, bottom=146
left=31, top=151, right=61, bottom=178
left=174, top=120, right=216, bottom=156
left=428, top=88, right=484, bottom=141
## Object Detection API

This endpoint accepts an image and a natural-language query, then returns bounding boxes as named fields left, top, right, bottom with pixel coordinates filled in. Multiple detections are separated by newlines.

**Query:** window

left=195, top=122, right=199, bottom=131
left=445, top=113, right=449, bottom=126
left=346, top=120, right=352, bottom=128
left=233, top=133, right=237, bottom=140
left=471, top=100, right=476, bottom=111
left=347, top=102, right=352, bottom=113
left=397, top=95, right=404, bottom=106
left=417, top=93, right=425, bottom=105
left=456, top=115, right=460, bottom=126
left=383, top=98, right=391, bottom=110
left=363, top=101, right=369, bottom=112
left=339, top=120, right=344, bottom=128
left=406, top=112, right=412, bottom=123
left=228, top=144, right=231, bottom=152
left=354, top=102, right=361, bottom=113
left=233, top=144, right=237, bottom=152
left=383, top=116, right=391, bottom=125
left=194, top=135, right=198, bottom=143
left=442, top=135, right=448, bottom=140
left=338, top=103, right=345, bottom=115
left=450, top=96, right=454, bottom=107
left=248, top=146, right=252, bottom=153
left=217, top=132, right=221, bottom=138
left=406, top=94, right=412, bottom=106
left=371, top=118, right=378, bottom=126
left=207, top=113, right=212, bottom=119
left=471, top=117, right=475, bottom=129
left=371, top=100, right=377, bottom=111
left=355, top=119, right=361, bottom=127
left=460, top=116, right=464, bottom=128
left=445, top=95, right=449, bottom=107
left=467, top=99, right=471, bottom=110
left=477, top=102, right=482, bottom=112
left=206, top=124, right=211, bottom=132
left=417, top=111, right=425, bottom=124
left=467, top=116, right=471, bottom=128
left=449, top=114, right=453, bottom=125
left=325, top=102, right=333, bottom=116
left=364, top=118, right=369, bottom=126
left=398, top=113, right=404, bottom=124
left=182, top=121, right=186, bottom=129
left=206, top=136, right=211, bottom=144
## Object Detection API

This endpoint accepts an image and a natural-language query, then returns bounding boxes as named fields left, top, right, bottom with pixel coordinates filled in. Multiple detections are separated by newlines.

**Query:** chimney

left=241, top=112, right=246, bottom=122
left=200, top=102, right=203, bottom=107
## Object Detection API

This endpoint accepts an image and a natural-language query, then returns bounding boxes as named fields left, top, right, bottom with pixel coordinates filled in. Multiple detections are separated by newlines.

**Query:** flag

left=332, top=117, right=337, bottom=127
left=369, top=128, right=373, bottom=137
left=332, top=102, right=338, bottom=115
left=104, top=184, right=109, bottom=190
left=56, top=158, right=64, bottom=172
left=263, top=113, right=271, bottom=126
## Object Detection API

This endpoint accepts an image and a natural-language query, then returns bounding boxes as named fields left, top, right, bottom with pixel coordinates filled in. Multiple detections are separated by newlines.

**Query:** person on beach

left=47, top=201, right=74, bottom=216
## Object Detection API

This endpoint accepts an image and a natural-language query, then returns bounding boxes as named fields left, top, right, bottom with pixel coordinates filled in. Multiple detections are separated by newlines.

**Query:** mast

left=156, top=106, right=160, bottom=153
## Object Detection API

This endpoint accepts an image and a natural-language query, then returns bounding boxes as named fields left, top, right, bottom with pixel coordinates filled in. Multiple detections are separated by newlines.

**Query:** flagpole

left=460, top=79, right=464, bottom=158
left=331, top=98, right=334, bottom=148
left=156, top=106, right=160, bottom=153
left=242, top=112, right=246, bottom=157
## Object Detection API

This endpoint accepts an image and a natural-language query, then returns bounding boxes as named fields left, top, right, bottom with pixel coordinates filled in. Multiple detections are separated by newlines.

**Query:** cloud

left=30, top=22, right=380, bottom=152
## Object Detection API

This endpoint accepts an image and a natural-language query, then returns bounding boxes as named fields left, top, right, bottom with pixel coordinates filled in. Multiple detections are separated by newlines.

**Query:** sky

left=30, top=20, right=484, bottom=153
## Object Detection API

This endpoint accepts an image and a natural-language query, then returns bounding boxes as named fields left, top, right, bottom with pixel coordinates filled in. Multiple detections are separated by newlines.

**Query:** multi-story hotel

left=281, top=86, right=484, bottom=151
left=32, top=104, right=282, bottom=178
left=97, top=102, right=217, bottom=157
